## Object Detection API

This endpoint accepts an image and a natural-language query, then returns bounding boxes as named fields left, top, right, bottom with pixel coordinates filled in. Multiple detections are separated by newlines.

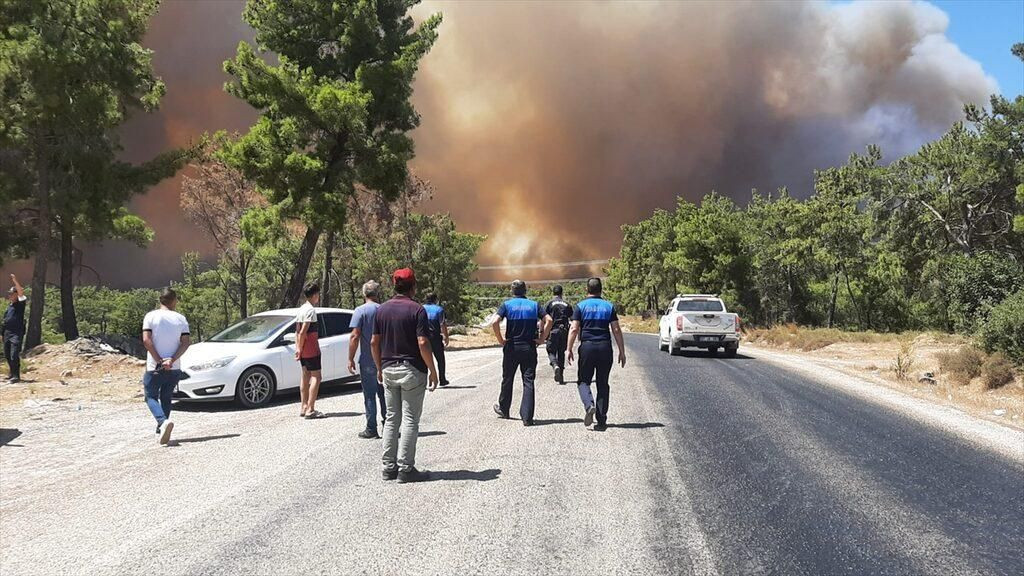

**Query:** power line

left=476, top=259, right=610, bottom=271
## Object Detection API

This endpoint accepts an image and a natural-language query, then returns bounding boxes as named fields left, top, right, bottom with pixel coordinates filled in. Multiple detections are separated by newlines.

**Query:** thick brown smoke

left=40, top=0, right=995, bottom=287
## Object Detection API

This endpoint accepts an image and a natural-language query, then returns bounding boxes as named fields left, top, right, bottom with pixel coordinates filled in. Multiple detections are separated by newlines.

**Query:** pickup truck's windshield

left=209, top=315, right=291, bottom=343
left=676, top=300, right=724, bottom=312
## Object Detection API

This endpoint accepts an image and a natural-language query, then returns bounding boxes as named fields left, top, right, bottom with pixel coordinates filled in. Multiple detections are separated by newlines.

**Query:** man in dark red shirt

left=371, top=268, right=439, bottom=483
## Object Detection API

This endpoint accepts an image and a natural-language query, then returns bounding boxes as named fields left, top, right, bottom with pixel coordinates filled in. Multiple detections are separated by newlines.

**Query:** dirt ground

left=0, top=339, right=146, bottom=428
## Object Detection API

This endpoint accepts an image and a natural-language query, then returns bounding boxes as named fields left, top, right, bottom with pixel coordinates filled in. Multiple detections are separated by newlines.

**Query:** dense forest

left=605, top=51, right=1024, bottom=364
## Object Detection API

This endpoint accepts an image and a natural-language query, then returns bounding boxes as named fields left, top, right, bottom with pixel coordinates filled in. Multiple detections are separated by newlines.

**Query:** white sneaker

left=158, top=420, right=174, bottom=445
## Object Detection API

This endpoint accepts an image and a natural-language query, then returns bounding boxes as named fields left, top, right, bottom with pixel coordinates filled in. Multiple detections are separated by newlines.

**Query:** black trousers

left=577, top=340, right=613, bottom=425
left=546, top=327, right=568, bottom=370
left=498, top=342, right=537, bottom=421
left=429, top=337, right=448, bottom=384
left=3, top=331, right=21, bottom=379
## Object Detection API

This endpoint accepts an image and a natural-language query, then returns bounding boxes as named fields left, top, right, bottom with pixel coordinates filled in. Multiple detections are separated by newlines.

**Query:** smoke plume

left=43, top=0, right=996, bottom=287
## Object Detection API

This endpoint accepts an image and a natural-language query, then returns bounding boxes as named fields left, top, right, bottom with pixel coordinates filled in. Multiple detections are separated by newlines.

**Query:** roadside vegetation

left=606, top=44, right=1024, bottom=370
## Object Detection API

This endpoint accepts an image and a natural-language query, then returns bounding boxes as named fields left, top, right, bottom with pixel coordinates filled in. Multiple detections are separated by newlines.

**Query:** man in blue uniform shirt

left=423, top=294, right=450, bottom=387
left=567, top=278, right=626, bottom=431
left=491, top=280, right=551, bottom=426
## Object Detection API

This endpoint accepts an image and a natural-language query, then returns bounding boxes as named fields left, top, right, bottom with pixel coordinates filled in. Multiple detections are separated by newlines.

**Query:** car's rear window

left=676, top=299, right=724, bottom=312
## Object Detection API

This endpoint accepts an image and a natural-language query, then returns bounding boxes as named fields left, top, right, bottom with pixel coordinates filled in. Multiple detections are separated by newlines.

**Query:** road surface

left=1, top=334, right=1022, bottom=575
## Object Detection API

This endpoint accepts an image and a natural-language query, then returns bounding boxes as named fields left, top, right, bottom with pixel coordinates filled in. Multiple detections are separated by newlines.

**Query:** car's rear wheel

left=724, top=345, right=738, bottom=358
left=236, top=366, right=276, bottom=409
left=659, top=335, right=669, bottom=352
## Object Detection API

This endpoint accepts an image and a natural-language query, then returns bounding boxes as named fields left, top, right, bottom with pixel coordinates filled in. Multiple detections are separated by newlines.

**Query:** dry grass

left=937, top=346, right=986, bottom=386
left=618, top=315, right=660, bottom=334
left=743, top=324, right=938, bottom=351
left=982, top=353, right=1017, bottom=390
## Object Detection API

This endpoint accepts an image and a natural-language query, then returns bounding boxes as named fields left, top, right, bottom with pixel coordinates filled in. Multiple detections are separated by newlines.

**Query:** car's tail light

left=735, top=316, right=742, bottom=333
left=676, top=316, right=684, bottom=330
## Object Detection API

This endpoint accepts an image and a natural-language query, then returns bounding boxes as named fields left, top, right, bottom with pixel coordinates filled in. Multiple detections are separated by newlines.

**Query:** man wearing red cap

left=371, top=268, right=439, bottom=483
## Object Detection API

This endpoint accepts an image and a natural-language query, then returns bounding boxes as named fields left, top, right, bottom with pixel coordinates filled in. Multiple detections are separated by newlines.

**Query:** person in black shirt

left=3, top=274, right=26, bottom=383
left=543, top=284, right=573, bottom=384
left=491, top=280, right=551, bottom=425
left=371, top=268, right=439, bottom=484
left=566, top=278, right=626, bottom=431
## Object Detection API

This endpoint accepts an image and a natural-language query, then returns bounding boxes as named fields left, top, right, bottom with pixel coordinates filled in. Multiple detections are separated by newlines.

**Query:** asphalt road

left=1, top=334, right=1022, bottom=575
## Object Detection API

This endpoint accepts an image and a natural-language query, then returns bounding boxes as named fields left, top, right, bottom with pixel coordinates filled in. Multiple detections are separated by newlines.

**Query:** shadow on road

left=173, top=380, right=361, bottom=413
left=322, top=411, right=362, bottom=418
left=606, top=422, right=665, bottom=429
left=437, top=385, right=477, bottom=389
left=424, top=468, right=501, bottom=482
left=670, top=350, right=755, bottom=360
left=419, top=430, right=447, bottom=437
left=531, top=417, right=584, bottom=426
left=0, top=428, right=23, bottom=447
left=169, top=433, right=242, bottom=446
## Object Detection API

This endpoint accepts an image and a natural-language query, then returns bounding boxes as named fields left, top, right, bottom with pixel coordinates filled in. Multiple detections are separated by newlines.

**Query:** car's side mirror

left=282, top=333, right=296, bottom=343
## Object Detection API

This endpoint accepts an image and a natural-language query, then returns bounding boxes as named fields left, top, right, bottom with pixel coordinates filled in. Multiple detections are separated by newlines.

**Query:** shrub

left=943, top=254, right=1022, bottom=332
left=448, top=325, right=468, bottom=336
left=937, top=346, right=986, bottom=385
left=891, top=340, right=915, bottom=380
left=977, top=289, right=1024, bottom=366
left=981, top=353, right=1016, bottom=390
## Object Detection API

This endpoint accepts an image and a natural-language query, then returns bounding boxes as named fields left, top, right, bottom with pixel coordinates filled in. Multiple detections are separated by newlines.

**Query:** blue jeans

left=143, top=370, right=181, bottom=428
left=359, top=362, right=386, bottom=433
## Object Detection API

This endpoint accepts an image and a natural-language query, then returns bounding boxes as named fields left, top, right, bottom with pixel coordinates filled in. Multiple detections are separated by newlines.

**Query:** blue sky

left=932, top=0, right=1023, bottom=97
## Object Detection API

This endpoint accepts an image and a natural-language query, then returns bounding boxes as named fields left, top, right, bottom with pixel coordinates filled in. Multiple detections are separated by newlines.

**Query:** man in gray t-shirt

left=348, top=280, right=385, bottom=438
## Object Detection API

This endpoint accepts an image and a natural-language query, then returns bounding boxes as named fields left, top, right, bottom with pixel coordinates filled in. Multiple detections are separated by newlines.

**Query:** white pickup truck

left=658, top=294, right=741, bottom=357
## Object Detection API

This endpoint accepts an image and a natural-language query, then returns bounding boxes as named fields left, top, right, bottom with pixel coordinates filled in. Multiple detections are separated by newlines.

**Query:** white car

left=175, top=307, right=362, bottom=408
left=658, top=294, right=741, bottom=357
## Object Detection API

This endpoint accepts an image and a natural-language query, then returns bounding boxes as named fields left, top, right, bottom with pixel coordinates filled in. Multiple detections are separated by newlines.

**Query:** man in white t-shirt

left=141, top=288, right=191, bottom=445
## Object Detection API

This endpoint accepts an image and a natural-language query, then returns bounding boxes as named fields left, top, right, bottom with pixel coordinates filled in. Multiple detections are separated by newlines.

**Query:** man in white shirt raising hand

left=141, top=288, right=191, bottom=445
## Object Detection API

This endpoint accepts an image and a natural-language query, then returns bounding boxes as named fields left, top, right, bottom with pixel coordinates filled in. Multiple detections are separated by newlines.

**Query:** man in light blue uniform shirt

left=491, top=280, right=551, bottom=426
left=349, top=280, right=386, bottom=439
left=567, top=278, right=626, bottom=431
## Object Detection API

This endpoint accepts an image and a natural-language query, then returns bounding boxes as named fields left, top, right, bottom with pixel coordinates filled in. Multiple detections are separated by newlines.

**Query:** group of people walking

left=490, top=277, right=627, bottom=429
left=3, top=268, right=627, bottom=486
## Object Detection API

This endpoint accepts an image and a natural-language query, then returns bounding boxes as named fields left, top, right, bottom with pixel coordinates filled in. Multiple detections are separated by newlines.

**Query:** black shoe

left=382, top=468, right=398, bottom=481
left=397, top=467, right=430, bottom=484
left=593, top=423, right=608, bottom=432
left=584, top=405, right=596, bottom=427
left=522, top=419, right=534, bottom=427
left=358, top=429, right=380, bottom=439
left=493, top=403, right=509, bottom=419
left=439, top=380, right=450, bottom=387
left=554, top=367, right=563, bottom=383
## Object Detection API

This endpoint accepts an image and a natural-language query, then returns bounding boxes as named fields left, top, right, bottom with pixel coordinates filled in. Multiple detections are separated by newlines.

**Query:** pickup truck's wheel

left=708, top=347, right=719, bottom=356
left=236, top=366, right=276, bottom=409
left=670, top=344, right=682, bottom=356
left=724, top=345, right=738, bottom=358
left=659, top=337, right=669, bottom=352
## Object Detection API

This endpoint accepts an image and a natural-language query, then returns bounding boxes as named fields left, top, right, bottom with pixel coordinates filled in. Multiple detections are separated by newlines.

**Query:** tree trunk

left=321, top=229, right=335, bottom=307
left=843, top=268, right=864, bottom=329
left=826, top=268, right=839, bottom=329
left=25, top=151, right=51, bottom=349
left=279, top=225, right=321, bottom=308
left=238, top=256, right=249, bottom=319
left=59, top=214, right=79, bottom=341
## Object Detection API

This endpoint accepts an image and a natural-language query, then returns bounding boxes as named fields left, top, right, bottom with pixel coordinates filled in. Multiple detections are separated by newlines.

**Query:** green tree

left=0, top=0, right=178, bottom=347
left=222, top=0, right=442, bottom=307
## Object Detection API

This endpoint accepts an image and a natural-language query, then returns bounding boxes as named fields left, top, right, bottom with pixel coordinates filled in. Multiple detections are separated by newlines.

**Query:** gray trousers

left=381, top=362, right=428, bottom=472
